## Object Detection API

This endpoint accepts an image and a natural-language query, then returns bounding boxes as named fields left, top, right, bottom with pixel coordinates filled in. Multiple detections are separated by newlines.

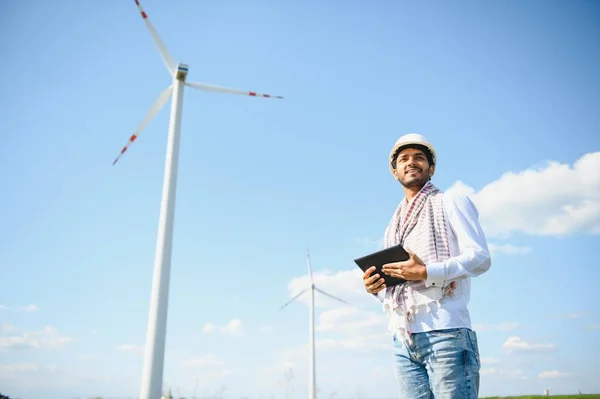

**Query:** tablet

left=353, top=243, right=410, bottom=287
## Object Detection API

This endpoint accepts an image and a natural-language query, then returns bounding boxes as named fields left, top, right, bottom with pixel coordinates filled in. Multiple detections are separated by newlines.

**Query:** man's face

left=392, top=147, right=435, bottom=188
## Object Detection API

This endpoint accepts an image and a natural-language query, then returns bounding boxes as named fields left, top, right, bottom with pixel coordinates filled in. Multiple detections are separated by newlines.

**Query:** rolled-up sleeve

left=425, top=191, right=492, bottom=288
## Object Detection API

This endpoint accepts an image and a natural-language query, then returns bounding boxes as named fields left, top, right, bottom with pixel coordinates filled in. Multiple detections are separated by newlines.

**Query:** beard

left=400, top=167, right=429, bottom=188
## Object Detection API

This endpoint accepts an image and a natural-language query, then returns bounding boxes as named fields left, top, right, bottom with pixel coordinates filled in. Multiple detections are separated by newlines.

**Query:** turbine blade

left=314, top=287, right=349, bottom=305
left=278, top=289, right=308, bottom=311
left=185, top=81, right=283, bottom=99
left=133, top=0, right=177, bottom=74
left=306, top=248, right=314, bottom=284
left=112, top=86, right=173, bottom=165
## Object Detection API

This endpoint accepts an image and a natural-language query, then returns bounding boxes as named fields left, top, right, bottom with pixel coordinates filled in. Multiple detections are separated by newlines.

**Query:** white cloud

left=446, top=152, right=600, bottom=237
left=274, top=303, right=390, bottom=376
left=279, top=335, right=387, bottom=366
left=0, top=304, right=40, bottom=313
left=445, top=180, right=476, bottom=197
left=180, top=355, right=232, bottom=388
left=286, top=268, right=371, bottom=309
left=549, top=312, right=591, bottom=320
left=182, top=354, right=225, bottom=368
left=317, top=307, right=386, bottom=337
left=260, top=325, right=274, bottom=333
left=0, top=324, right=72, bottom=351
left=481, top=368, right=527, bottom=379
left=0, top=363, right=40, bottom=372
left=262, top=361, right=296, bottom=375
left=281, top=268, right=393, bottom=365
left=0, top=362, right=126, bottom=394
left=268, top=289, right=392, bottom=391
left=473, top=322, right=519, bottom=332
left=220, top=319, right=244, bottom=336
left=202, top=319, right=244, bottom=336
left=481, top=357, right=501, bottom=365
left=503, top=336, right=555, bottom=353
left=488, top=243, right=532, bottom=256
left=539, top=370, right=571, bottom=379
left=202, top=323, right=216, bottom=334
left=1, top=322, right=16, bottom=334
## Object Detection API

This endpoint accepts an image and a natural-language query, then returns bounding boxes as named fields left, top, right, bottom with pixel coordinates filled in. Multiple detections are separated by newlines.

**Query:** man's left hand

left=381, top=250, right=428, bottom=281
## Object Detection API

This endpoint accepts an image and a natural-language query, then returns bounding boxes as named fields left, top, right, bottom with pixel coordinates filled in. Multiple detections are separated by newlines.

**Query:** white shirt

left=376, top=190, right=492, bottom=333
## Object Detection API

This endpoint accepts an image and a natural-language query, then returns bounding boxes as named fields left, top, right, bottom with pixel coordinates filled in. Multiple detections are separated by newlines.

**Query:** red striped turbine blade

left=185, top=81, right=283, bottom=99
left=112, top=86, right=173, bottom=165
left=133, top=0, right=177, bottom=75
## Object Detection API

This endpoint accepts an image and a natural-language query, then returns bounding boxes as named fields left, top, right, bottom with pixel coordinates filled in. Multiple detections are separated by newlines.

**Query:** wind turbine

left=279, top=250, right=349, bottom=399
left=112, top=2, right=283, bottom=399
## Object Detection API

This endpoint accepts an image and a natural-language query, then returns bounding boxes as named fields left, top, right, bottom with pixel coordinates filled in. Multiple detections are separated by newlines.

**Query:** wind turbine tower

left=112, top=2, right=283, bottom=399
left=279, top=250, right=349, bottom=399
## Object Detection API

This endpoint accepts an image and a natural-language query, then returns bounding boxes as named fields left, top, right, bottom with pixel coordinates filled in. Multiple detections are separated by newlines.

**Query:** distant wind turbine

left=112, top=2, right=283, bottom=399
left=279, top=249, right=349, bottom=399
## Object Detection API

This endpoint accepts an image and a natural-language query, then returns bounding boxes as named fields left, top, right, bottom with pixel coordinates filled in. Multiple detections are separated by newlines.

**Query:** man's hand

left=381, top=250, right=427, bottom=281
left=363, top=266, right=386, bottom=294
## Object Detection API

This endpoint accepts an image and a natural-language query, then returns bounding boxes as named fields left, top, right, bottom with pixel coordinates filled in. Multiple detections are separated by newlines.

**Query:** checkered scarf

left=382, top=181, right=452, bottom=338
left=384, top=181, right=450, bottom=264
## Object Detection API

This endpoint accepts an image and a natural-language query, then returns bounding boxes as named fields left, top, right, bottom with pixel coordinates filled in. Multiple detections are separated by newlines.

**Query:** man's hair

left=390, top=144, right=435, bottom=170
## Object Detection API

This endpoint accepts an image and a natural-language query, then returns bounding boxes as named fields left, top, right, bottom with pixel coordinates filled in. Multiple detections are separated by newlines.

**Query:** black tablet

left=353, top=243, right=410, bottom=287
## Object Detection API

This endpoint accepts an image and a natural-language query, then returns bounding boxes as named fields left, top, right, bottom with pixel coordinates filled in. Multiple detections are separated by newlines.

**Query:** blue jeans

left=392, top=328, right=480, bottom=399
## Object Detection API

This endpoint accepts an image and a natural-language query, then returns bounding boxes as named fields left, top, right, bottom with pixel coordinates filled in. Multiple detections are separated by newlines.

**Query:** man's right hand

left=363, top=266, right=386, bottom=294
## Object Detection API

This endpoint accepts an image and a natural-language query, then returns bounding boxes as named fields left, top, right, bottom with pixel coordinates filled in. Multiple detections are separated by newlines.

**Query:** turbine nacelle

left=175, top=64, right=189, bottom=81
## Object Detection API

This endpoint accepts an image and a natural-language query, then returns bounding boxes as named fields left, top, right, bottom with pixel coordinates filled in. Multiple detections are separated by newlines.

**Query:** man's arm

left=424, top=191, right=492, bottom=288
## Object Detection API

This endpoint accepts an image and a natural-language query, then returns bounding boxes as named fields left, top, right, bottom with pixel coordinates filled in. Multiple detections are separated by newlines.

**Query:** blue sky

left=1, top=0, right=599, bottom=398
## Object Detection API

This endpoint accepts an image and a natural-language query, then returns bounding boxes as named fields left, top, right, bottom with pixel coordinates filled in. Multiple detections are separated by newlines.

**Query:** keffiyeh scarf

left=382, top=181, right=453, bottom=341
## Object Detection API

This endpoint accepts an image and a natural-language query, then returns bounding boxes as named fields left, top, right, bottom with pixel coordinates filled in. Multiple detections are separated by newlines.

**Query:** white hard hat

left=389, top=133, right=436, bottom=176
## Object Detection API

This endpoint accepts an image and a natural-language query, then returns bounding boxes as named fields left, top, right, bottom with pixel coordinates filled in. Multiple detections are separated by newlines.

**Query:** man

left=362, top=133, right=491, bottom=399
